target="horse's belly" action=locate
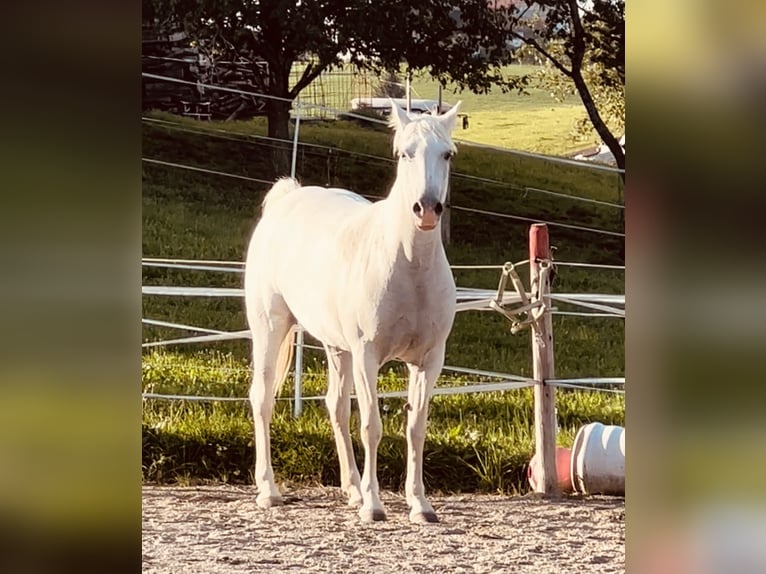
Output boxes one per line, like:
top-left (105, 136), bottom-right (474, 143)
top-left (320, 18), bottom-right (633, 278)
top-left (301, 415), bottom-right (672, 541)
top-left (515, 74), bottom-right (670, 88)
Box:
top-left (277, 282), bottom-right (350, 350)
top-left (282, 288), bottom-right (454, 363)
top-left (291, 308), bottom-right (348, 350)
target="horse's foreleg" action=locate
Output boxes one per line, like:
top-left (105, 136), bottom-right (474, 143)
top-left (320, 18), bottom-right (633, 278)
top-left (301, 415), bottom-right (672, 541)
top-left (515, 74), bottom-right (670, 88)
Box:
top-left (351, 346), bottom-right (386, 522)
top-left (405, 345), bottom-right (446, 524)
top-left (324, 347), bottom-right (362, 507)
top-left (248, 306), bottom-right (293, 509)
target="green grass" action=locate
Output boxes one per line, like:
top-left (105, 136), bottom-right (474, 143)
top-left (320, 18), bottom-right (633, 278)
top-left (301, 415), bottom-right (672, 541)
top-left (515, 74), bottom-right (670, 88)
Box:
top-left (410, 65), bottom-right (592, 154)
top-left (295, 63), bottom-right (597, 154)
top-left (142, 351), bottom-right (624, 493)
top-left (142, 111), bottom-right (625, 234)
top-left (142, 97), bottom-right (624, 493)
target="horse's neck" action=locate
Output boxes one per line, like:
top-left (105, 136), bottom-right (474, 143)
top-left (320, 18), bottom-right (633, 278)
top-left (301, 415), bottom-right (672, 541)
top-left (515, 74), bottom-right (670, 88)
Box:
top-left (381, 183), bottom-right (443, 266)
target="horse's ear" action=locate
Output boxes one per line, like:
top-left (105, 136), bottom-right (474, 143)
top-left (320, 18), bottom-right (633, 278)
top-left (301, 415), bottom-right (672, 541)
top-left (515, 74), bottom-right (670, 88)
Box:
top-left (388, 99), bottom-right (410, 131)
top-left (438, 101), bottom-right (462, 133)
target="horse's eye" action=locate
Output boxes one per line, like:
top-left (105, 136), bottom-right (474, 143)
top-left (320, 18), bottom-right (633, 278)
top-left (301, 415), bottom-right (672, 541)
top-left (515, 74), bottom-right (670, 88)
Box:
top-left (443, 151), bottom-right (454, 161)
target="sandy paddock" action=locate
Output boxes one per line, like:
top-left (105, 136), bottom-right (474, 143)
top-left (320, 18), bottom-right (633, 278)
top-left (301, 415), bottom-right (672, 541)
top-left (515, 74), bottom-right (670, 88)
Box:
top-left (142, 484), bottom-right (624, 573)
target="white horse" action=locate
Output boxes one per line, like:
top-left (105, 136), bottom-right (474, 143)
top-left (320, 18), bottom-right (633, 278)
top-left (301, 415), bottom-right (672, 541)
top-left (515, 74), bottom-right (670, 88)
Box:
top-left (244, 101), bottom-right (461, 523)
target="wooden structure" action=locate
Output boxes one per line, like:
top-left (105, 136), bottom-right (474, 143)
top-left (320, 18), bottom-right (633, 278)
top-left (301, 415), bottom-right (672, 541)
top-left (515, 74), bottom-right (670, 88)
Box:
top-left (141, 26), bottom-right (270, 120)
top-left (529, 224), bottom-right (559, 496)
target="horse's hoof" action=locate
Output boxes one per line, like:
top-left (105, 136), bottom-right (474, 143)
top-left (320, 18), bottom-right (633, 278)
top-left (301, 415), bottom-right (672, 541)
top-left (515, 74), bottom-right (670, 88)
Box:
top-left (359, 508), bottom-right (387, 522)
top-left (410, 510), bottom-right (439, 524)
top-left (345, 486), bottom-right (363, 508)
top-left (256, 495), bottom-right (283, 509)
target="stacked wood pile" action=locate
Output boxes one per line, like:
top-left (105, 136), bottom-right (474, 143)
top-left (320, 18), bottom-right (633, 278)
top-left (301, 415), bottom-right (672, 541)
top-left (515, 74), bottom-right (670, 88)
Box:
top-left (142, 26), bottom-right (270, 120)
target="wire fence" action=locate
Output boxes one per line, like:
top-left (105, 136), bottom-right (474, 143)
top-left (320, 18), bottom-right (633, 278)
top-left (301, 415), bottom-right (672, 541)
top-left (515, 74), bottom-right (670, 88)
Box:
top-left (142, 114), bottom-right (624, 214)
top-left (141, 152), bottom-right (624, 239)
top-left (142, 257), bottom-right (625, 405)
top-left (142, 72), bottom-right (625, 407)
top-left (142, 74), bottom-right (624, 240)
top-left (142, 72), bottom-right (624, 174)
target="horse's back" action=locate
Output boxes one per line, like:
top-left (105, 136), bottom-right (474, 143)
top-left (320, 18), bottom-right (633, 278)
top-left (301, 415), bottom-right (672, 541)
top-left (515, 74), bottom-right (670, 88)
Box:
top-left (261, 183), bottom-right (371, 226)
top-left (249, 183), bottom-right (373, 262)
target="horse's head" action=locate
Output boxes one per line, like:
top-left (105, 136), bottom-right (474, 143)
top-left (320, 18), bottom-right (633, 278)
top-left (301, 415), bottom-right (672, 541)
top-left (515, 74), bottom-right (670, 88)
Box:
top-left (389, 100), bottom-right (462, 232)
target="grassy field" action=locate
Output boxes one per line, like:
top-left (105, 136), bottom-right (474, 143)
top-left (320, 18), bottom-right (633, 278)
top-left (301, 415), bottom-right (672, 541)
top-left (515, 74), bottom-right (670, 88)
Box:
top-left (297, 64), bottom-right (594, 155)
top-left (410, 65), bottom-right (591, 154)
top-left (141, 86), bottom-right (625, 493)
top-left (142, 351), bottom-right (624, 493)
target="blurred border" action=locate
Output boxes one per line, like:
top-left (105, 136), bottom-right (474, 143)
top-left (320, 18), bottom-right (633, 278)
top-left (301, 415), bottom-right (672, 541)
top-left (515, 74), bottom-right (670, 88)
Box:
top-left (0, 2), bottom-right (140, 573)
top-left (629, 1), bottom-right (766, 572)
top-left (4, 1), bottom-right (766, 572)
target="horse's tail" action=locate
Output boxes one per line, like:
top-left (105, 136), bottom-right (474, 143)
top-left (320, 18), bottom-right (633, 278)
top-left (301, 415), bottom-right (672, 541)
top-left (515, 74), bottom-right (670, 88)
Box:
top-left (273, 325), bottom-right (297, 398)
top-left (262, 177), bottom-right (300, 214)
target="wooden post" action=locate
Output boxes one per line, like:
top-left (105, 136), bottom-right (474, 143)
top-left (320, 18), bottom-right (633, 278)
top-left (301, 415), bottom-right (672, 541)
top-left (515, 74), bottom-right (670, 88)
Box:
top-left (441, 182), bottom-right (451, 246)
top-left (406, 70), bottom-right (412, 114)
top-left (436, 92), bottom-right (452, 246)
top-left (530, 224), bottom-right (559, 496)
top-left (439, 85), bottom-right (450, 245)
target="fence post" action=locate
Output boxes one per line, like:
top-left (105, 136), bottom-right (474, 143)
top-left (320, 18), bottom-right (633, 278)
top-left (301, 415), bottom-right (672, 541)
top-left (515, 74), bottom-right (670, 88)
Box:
top-left (290, 101), bottom-right (304, 418)
top-left (290, 100), bottom-right (301, 179)
top-left (441, 182), bottom-right (451, 246)
top-left (530, 223), bottom-right (559, 495)
top-left (406, 70), bottom-right (412, 113)
top-left (293, 327), bottom-right (304, 418)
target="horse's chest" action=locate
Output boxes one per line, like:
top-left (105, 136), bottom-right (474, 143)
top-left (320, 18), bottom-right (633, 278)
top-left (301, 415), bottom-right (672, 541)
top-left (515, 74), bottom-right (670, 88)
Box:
top-left (372, 277), bottom-right (452, 359)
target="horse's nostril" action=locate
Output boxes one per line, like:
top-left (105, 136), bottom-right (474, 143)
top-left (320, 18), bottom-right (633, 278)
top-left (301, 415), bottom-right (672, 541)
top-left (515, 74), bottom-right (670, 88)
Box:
top-left (412, 202), bottom-right (423, 215)
top-left (434, 202), bottom-right (444, 215)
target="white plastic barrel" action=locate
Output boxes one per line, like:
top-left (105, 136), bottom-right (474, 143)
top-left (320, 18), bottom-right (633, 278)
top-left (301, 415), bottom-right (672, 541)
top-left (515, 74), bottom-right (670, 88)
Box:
top-left (570, 422), bottom-right (625, 496)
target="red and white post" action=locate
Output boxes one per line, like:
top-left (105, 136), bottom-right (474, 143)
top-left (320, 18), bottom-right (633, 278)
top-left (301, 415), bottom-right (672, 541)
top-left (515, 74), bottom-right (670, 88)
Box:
top-left (529, 223), bottom-right (559, 496)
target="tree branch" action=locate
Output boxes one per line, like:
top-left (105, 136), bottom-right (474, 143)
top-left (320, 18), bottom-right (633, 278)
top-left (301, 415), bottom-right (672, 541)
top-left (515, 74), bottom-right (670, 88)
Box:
top-left (571, 69), bottom-right (624, 173)
top-left (511, 31), bottom-right (572, 77)
top-left (567, 0), bottom-right (586, 69)
top-left (562, 0), bottom-right (624, 173)
top-left (513, 2), bottom-right (534, 22)
top-left (289, 61), bottom-right (330, 98)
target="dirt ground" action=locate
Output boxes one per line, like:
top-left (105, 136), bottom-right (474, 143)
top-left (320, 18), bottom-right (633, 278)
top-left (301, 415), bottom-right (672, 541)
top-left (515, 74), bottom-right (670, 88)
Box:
top-left (142, 484), bottom-right (625, 573)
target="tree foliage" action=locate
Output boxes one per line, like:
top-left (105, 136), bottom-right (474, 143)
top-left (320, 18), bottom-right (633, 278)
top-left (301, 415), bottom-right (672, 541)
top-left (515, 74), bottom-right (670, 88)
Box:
top-left (143, 1), bottom-right (528, 141)
top-left (144, 0), bottom-right (365, 148)
top-left (506, 0), bottom-right (625, 173)
top-left (353, 0), bottom-right (526, 94)
top-left (531, 45), bottom-right (624, 144)
top-left (143, 0), bottom-right (624, 174)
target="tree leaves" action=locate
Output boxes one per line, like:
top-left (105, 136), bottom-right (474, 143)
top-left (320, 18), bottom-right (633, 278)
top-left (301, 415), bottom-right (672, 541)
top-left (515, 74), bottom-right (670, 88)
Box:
top-left (507, 1), bottom-right (624, 171)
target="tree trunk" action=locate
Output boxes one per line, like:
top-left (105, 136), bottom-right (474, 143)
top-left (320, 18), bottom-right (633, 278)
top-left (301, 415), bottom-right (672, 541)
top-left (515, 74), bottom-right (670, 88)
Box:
top-left (267, 98), bottom-right (292, 177)
top-left (571, 68), bottom-right (625, 180)
top-left (565, 0), bottom-right (625, 181)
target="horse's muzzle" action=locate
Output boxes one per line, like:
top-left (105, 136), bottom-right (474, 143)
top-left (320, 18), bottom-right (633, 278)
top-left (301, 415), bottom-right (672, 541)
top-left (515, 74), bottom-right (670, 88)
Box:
top-left (413, 198), bottom-right (443, 231)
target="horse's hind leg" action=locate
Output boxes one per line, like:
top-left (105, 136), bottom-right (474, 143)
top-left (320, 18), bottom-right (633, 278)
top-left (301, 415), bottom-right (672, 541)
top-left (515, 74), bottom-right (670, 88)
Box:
top-left (247, 295), bottom-right (294, 509)
top-left (324, 346), bottom-right (362, 507)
